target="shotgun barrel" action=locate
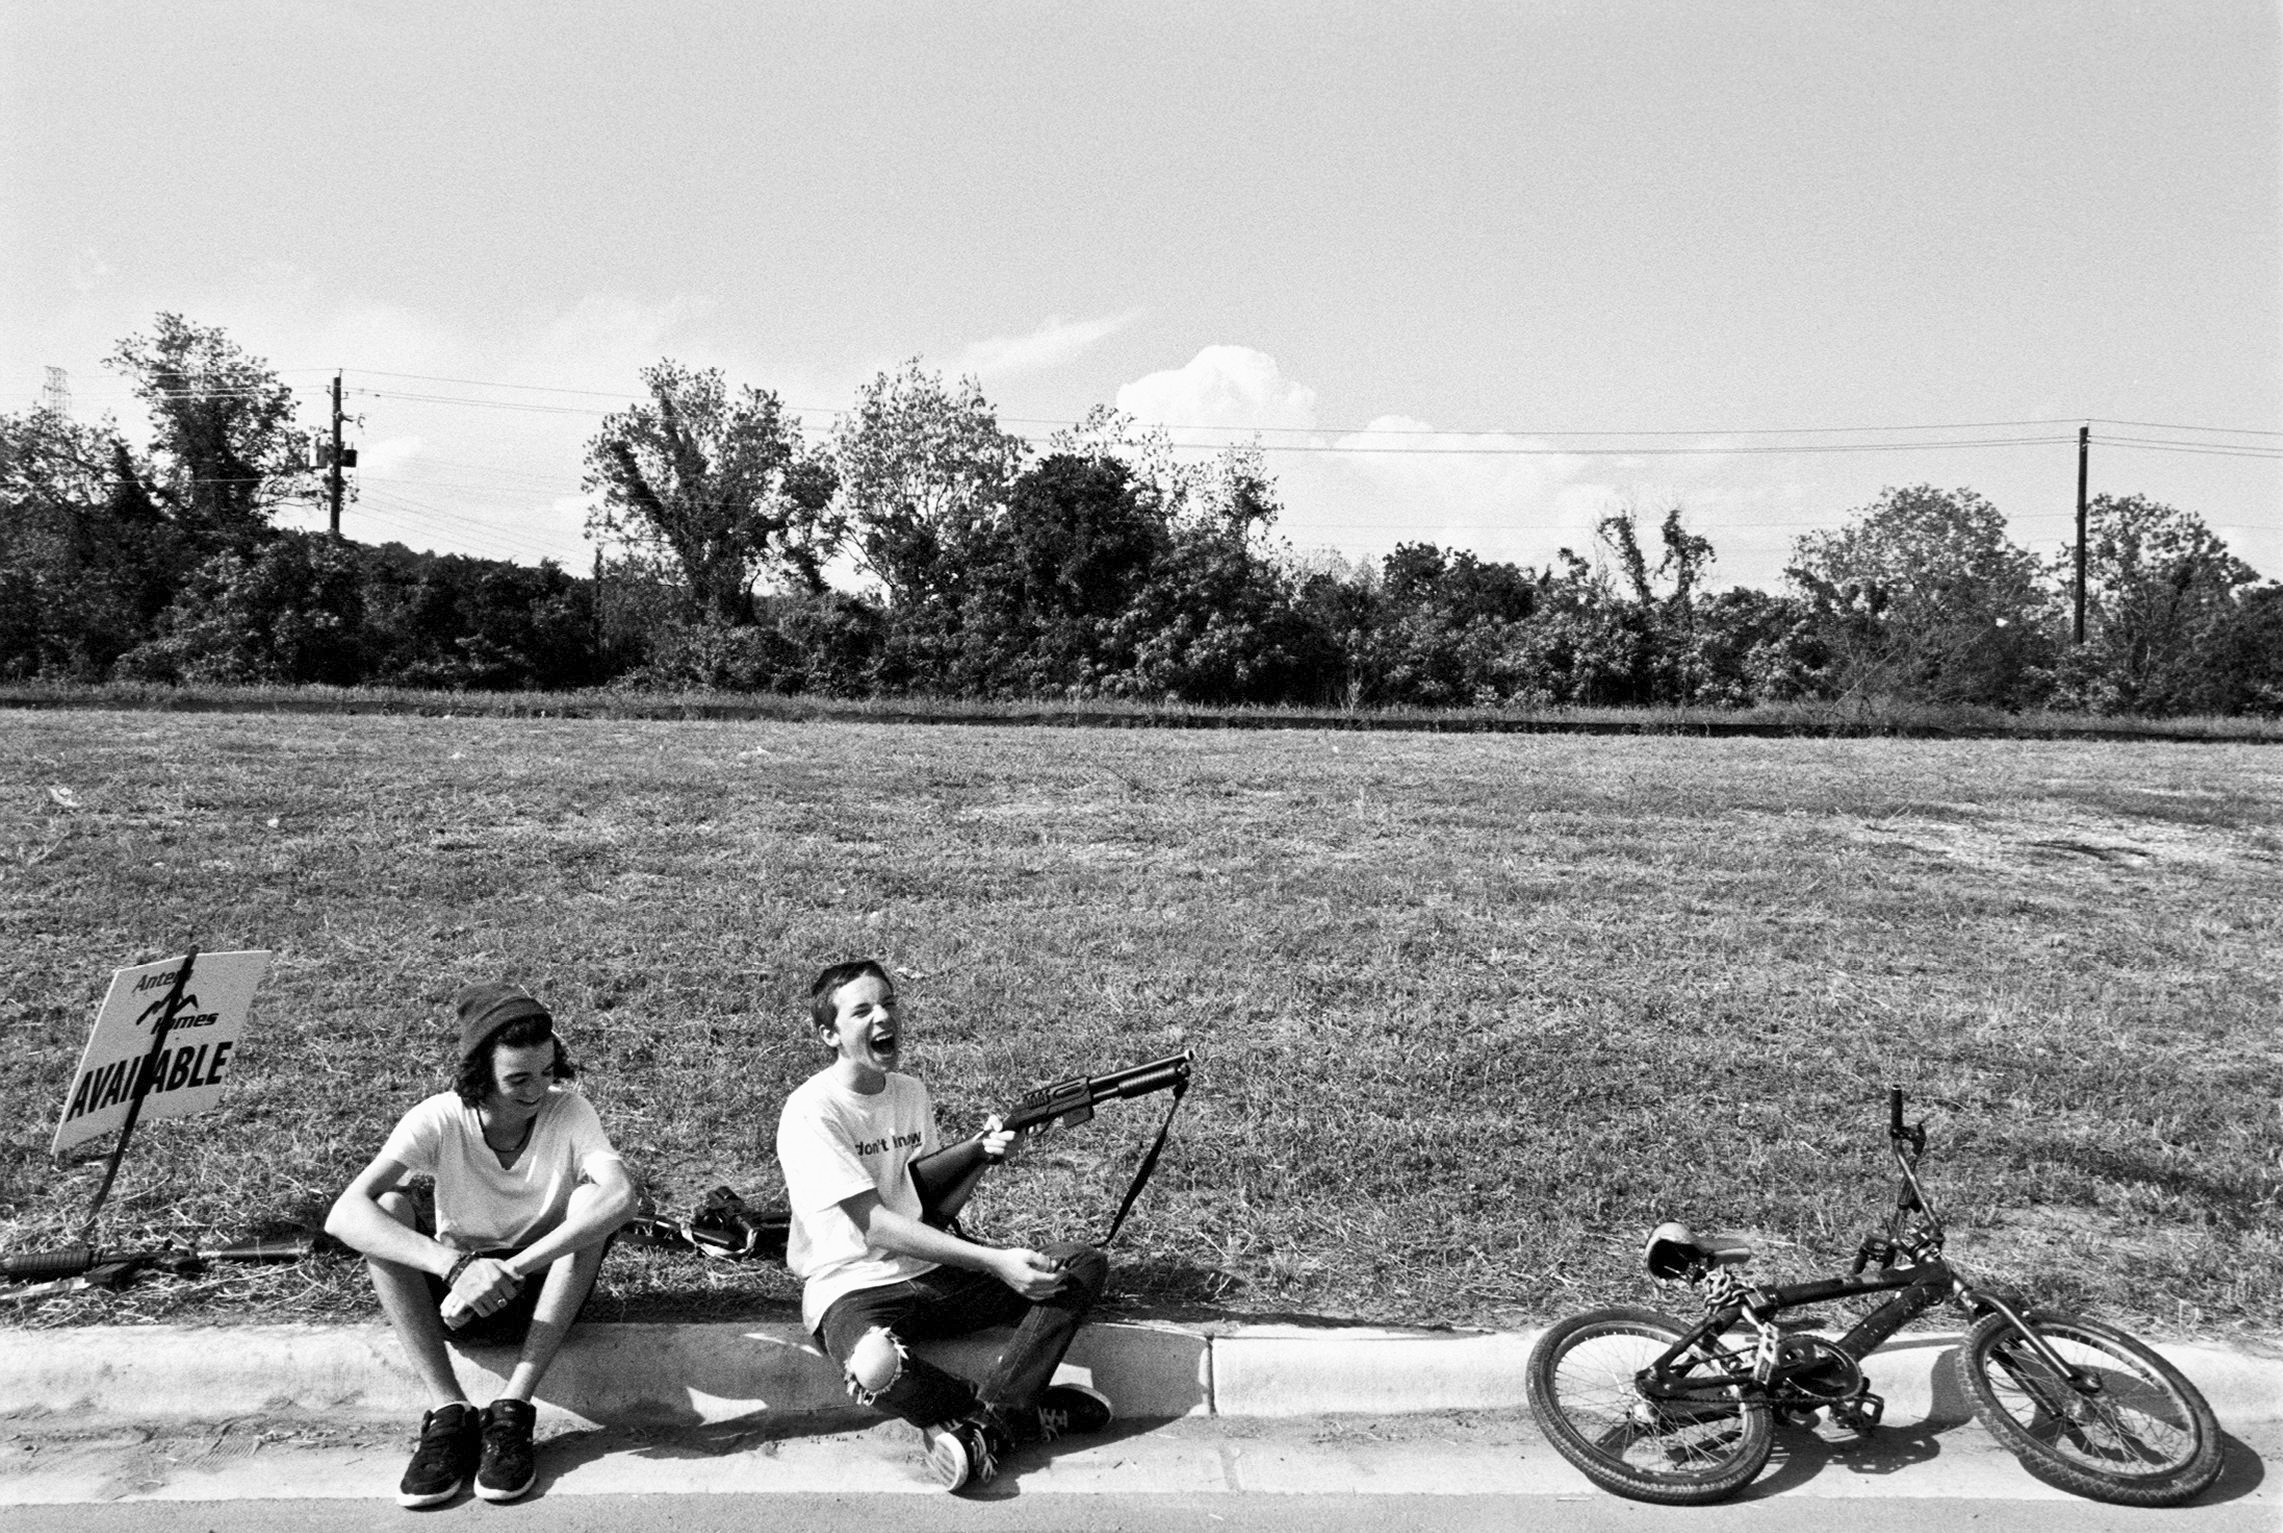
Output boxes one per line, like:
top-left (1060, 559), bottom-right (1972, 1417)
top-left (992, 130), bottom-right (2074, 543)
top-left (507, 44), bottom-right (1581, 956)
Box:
top-left (910, 1048), bottom-right (1194, 1226)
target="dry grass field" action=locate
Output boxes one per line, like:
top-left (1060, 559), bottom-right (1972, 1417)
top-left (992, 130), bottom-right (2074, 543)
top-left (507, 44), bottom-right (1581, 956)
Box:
top-left (3, 709), bottom-right (2279, 1338)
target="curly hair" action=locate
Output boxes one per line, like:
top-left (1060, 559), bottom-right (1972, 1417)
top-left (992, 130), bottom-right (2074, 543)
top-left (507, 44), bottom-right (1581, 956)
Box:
top-left (455, 1011), bottom-right (576, 1107)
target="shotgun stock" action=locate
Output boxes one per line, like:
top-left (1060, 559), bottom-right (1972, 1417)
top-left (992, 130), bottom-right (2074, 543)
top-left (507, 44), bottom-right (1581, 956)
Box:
top-left (910, 1048), bottom-right (1193, 1227)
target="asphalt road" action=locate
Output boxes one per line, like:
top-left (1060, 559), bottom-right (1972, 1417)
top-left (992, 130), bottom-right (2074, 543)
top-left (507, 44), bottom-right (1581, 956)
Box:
top-left (5, 1492), bottom-right (2279, 1533)
top-left (3, 1413), bottom-right (2273, 1532)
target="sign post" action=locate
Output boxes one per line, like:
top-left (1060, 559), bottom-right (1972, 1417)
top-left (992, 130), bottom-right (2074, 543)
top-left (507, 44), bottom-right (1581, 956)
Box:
top-left (55, 948), bottom-right (272, 1234)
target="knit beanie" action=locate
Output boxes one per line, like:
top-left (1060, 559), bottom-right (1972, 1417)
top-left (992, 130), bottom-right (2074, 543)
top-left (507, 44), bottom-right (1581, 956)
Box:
top-left (454, 982), bottom-right (553, 1063)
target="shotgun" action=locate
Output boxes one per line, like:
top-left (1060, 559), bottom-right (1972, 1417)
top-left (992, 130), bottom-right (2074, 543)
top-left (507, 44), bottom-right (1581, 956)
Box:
top-left (1, 1233), bottom-right (316, 1303)
top-left (910, 1048), bottom-right (1194, 1228)
top-left (623, 1185), bottom-right (790, 1263)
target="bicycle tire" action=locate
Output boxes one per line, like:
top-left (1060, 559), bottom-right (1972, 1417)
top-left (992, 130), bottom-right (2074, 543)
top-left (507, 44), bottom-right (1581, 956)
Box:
top-left (1956, 1310), bottom-right (2223, 1507)
top-left (1526, 1306), bottom-right (1773, 1505)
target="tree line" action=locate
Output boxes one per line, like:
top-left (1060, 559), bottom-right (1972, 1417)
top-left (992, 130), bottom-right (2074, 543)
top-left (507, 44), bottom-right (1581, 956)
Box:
top-left (5, 316), bottom-right (2278, 715)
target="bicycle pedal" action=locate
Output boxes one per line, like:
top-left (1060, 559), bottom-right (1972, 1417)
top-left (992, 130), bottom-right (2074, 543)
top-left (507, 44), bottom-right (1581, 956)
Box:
top-left (1832, 1393), bottom-right (1885, 1433)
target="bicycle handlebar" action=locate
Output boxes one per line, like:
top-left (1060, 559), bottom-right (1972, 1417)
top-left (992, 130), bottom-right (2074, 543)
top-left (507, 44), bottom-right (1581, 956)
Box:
top-left (1889, 1084), bottom-right (1904, 1138)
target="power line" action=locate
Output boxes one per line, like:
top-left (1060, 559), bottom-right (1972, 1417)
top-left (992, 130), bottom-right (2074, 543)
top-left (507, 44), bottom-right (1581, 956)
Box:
top-left (1011, 433), bottom-right (2082, 458)
top-left (339, 370), bottom-right (2268, 448)
top-left (1001, 414), bottom-right (2095, 439)
top-left (351, 490), bottom-right (572, 562)
top-left (350, 369), bottom-right (644, 399)
top-left (66, 363), bottom-right (2281, 446)
top-left (2092, 417), bottom-right (2283, 439)
top-left (355, 388), bottom-right (616, 418)
top-left (2100, 436), bottom-right (2283, 462)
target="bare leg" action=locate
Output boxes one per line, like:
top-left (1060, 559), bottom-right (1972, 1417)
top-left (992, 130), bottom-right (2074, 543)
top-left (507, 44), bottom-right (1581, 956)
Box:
top-left (369, 1189), bottom-right (467, 1409)
top-left (498, 1181), bottom-right (613, 1403)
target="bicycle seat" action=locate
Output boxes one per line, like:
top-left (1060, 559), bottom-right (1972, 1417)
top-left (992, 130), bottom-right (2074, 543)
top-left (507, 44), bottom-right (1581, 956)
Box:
top-left (1644, 1221), bottom-right (1757, 1279)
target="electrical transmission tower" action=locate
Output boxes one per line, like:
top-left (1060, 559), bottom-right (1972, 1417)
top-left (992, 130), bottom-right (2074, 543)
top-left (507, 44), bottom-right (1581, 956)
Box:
top-left (40, 367), bottom-right (70, 417)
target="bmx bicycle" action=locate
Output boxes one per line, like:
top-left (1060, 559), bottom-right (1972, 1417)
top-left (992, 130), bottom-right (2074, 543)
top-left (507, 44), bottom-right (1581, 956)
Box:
top-left (1524, 1086), bottom-right (2223, 1507)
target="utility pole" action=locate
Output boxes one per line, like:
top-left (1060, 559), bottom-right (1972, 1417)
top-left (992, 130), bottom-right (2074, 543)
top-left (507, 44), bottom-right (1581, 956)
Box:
top-left (328, 371), bottom-right (347, 537)
top-left (2072, 423), bottom-right (2089, 645)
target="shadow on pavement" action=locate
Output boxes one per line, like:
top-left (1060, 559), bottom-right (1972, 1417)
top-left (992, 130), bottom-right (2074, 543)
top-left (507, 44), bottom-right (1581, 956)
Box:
top-left (1733, 1340), bottom-right (2269, 1510)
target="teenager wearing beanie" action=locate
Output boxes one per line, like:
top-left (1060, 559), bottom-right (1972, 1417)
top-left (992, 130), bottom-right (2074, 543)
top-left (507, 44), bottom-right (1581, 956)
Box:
top-left (326, 982), bottom-right (634, 1508)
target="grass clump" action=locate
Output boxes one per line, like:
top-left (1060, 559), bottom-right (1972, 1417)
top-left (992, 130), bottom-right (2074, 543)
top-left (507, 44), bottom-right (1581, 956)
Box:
top-left (1, 710), bottom-right (2278, 1339)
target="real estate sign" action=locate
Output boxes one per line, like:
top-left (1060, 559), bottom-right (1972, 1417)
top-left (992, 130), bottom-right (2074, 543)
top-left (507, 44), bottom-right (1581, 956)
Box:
top-left (52, 951), bottom-right (271, 1153)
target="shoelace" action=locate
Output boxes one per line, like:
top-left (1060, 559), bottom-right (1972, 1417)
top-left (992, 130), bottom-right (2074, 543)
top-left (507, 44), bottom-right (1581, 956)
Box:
top-left (1036, 1406), bottom-right (1070, 1443)
top-left (971, 1425), bottom-right (1003, 1478)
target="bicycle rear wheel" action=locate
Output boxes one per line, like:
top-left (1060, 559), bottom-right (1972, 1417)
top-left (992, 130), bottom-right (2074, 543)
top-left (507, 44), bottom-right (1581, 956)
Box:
top-left (1957, 1310), bottom-right (2222, 1507)
top-left (1526, 1306), bottom-right (1772, 1505)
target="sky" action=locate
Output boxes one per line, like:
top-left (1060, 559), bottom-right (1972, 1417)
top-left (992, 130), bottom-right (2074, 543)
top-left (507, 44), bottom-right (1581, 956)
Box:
top-left (3, 1), bottom-right (2276, 591)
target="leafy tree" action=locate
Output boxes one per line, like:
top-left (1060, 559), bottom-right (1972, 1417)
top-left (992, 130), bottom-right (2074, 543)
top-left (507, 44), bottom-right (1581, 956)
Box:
top-left (584, 361), bottom-right (841, 626)
top-left (1493, 549), bottom-right (1652, 708)
top-left (829, 361), bottom-right (1027, 610)
top-left (2057, 494), bottom-right (2264, 714)
top-left (1111, 444), bottom-right (1323, 703)
top-left (1337, 543), bottom-right (1542, 707)
top-left (1562, 506), bottom-right (1719, 704)
top-left (1684, 587), bottom-right (1826, 705)
top-left (1047, 405), bottom-right (1194, 517)
top-left (2203, 582), bottom-right (2283, 716)
top-left (105, 313), bottom-right (314, 549)
top-left (956, 453), bottom-right (1168, 695)
top-left (1787, 484), bottom-right (2055, 708)
top-left (355, 545), bottom-right (605, 691)
top-left (0, 408), bottom-right (182, 676)
top-left (118, 531), bottom-right (369, 685)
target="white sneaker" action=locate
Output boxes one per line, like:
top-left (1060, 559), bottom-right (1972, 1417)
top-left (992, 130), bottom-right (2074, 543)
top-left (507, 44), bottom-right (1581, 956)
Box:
top-left (924, 1417), bottom-right (1002, 1492)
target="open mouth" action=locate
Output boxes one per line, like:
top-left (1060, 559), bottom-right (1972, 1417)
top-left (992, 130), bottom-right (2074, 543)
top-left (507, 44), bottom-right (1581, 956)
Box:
top-left (869, 1030), bottom-right (899, 1055)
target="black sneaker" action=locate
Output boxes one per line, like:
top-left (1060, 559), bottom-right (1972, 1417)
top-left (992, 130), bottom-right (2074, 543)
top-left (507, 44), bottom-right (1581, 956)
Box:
top-left (924, 1415), bottom-right (1006, 1493)
top-left (397, 1402), bottom-right (477, 1508)
top-left (1031, 1382), bottom-right (1114, 1442)
top-left (474, 1398), bottom-right (538, 1502)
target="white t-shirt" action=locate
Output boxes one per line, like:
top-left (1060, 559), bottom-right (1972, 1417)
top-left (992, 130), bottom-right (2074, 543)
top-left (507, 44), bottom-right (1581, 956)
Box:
top-left (775, 1068), bottom-right (941, 1331)
top-left (379, 1087), bottom-right (622, 1250)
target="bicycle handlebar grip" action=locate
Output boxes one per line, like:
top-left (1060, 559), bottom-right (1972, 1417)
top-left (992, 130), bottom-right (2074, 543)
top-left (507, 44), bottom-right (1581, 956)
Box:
top-left (1888, 1085), bottom-right (1905, 1136)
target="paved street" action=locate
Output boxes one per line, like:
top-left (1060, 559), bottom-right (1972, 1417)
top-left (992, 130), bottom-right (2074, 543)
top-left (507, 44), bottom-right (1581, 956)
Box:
top-left (4, 1410), bottom-right (2273, 1532)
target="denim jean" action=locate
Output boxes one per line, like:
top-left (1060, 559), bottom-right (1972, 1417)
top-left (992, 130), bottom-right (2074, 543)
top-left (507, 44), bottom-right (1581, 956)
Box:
top-left (815, 1244), bottom-right (1108, 1430)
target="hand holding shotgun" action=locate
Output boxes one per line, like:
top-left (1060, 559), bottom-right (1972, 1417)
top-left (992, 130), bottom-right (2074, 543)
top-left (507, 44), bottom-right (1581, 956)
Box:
top-left (910, 1048), bottom-right (1194, 1229)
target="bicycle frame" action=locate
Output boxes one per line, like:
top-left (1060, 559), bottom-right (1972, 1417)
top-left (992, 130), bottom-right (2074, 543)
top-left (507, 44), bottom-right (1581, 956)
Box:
top-left (1637, 1088), bottom-right (2091, 1415)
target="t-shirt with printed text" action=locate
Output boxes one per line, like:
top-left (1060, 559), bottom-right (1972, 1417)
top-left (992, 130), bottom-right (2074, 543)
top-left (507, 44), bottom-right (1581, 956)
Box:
top-left (775, 1068), bottom-right (941, 1332)
top-left (378, 1087), bottom-right (622, 1251)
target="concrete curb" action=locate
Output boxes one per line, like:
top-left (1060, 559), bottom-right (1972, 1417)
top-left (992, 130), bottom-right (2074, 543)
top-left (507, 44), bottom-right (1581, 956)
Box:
top-left (1, 1321), bottom-right (2276, 1431)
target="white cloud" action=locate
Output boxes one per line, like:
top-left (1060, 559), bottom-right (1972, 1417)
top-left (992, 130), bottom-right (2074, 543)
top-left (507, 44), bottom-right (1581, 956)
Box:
top-left (1312, 416), bottom-right (1603, 560)
top-left (952, 311), bottom-right (1140, 380)
top-left (1116, 345), bottom-right (1317, 433)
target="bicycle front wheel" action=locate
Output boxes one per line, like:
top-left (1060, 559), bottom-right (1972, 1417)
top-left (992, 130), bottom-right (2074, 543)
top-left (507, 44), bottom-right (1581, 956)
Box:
top-left (1526, 1306), bottom-right (1773, 1505)
top-left (1957, 1310), bottom-right (2222, 1507)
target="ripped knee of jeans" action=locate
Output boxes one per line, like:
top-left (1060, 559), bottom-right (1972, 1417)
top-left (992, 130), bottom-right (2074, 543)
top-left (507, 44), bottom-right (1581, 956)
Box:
top-left (843, 1326), bottom-right (907, 1405)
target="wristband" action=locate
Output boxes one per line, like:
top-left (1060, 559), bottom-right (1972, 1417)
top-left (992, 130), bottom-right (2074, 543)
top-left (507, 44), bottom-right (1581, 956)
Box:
top-left (443, 1251), bottom-right (478, 1288)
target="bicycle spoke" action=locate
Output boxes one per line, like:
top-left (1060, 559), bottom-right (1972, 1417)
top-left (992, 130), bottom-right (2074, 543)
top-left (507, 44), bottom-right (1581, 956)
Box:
top-left (1550, 1332), bottom-right (1748, 1475)
top-left (1985, 1335), bottom-right (2196, 1473)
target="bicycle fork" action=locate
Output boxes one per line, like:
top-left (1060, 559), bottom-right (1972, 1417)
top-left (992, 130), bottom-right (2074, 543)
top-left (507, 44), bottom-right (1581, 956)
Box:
top-left (1953, 1283), bottom-right (2098, 1394)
